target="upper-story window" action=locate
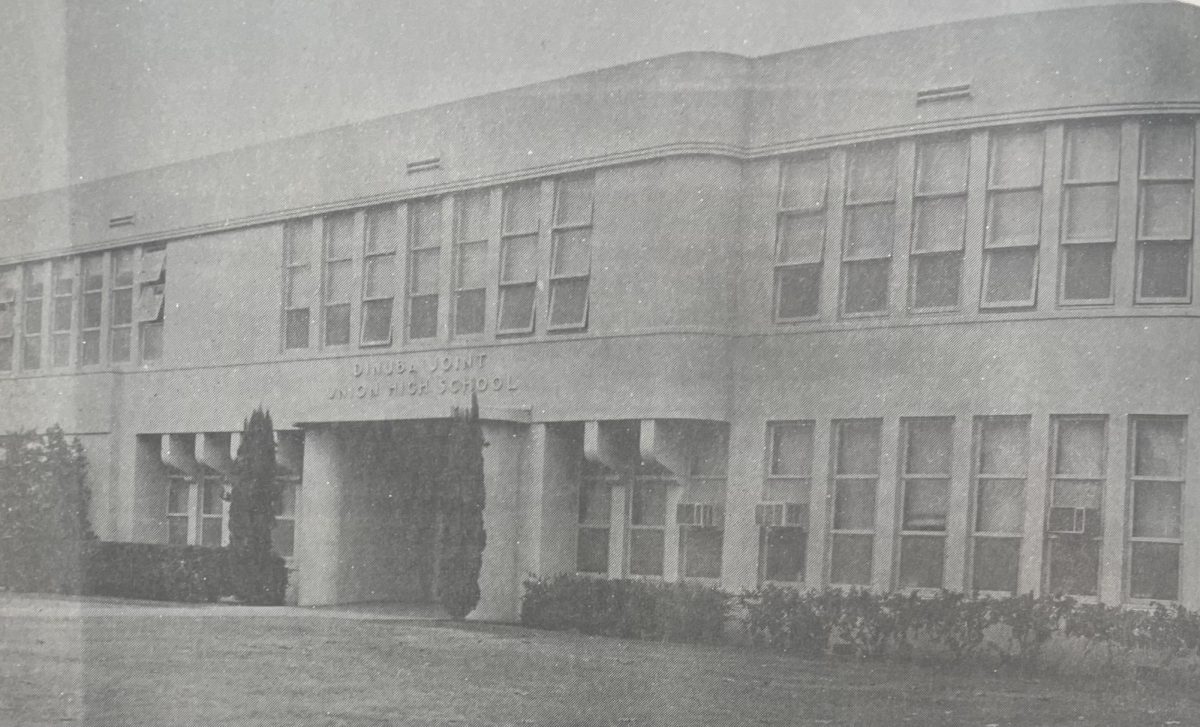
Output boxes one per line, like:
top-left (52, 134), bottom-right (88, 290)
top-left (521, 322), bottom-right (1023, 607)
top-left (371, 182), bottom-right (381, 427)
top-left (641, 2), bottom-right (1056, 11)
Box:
top-left (407, 198), bottom-right (442, 340)
top-left (362, 206), bottom-right (400, 345)
top-left (0, 267), bottom-right (15, 372)
top-left (21, 262), bottom-right (44, 370)
top-left (1060, 124), bottom-right (1120, 304)
top-left (79, 255), bottom-right (104, 366)
top-left (282, 219), bottom-right (314, 349)
top-left (548, 175), bottom-right (593, 330)
top-left (842, 143), bottom-right (896, 316)
top-left (110, 249), bottom-right (135, 362)
top-left (322, 212), bottom-right (355, 346)
top-left (774, 156), bottom-right (827, 320)
top-left (137, 245), bottom-right (166, 362)
top-left (498, 183), bottom-right (540, 334)
top-left (50, 259), bottom-right (75, 368)
top-left (1136, 120), bottom-right (1194, 303)
top-left (453, 190), bottom-right (489, 337)
top-left (983, 128), bottom-right (1044, 308)
top-left (911, 136), bottom-right (969, 311)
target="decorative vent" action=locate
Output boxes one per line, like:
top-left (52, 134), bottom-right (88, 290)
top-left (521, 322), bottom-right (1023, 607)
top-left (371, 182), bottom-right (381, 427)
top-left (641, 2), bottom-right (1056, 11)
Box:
top-left (916, 83), bottom-right (971, 105)
top-left (108, 214), bottom-right (136, 228)
top-left (676, 502), bottom-right (724, 528)
top-left (406, 157), bottom-right (441, 174)
top-left (755, 502), bottom-right (808, 528)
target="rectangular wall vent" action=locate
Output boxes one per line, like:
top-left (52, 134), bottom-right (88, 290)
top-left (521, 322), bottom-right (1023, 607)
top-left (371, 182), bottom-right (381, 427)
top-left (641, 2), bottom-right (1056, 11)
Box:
top-left (108, 214), bottom-right (136, 228)
top-left (916, 83), bottom-right (971, 104)
top-left (406, 157), bottom-right (441, 174)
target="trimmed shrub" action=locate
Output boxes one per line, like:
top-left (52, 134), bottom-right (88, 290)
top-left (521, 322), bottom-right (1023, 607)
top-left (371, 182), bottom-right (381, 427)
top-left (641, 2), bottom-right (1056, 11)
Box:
top-left (228, 408), bottom-right (283, 605)
top-left (83, 542), bottom-right (237, 603)
top-left (436, 396), bottom-right (487, 620)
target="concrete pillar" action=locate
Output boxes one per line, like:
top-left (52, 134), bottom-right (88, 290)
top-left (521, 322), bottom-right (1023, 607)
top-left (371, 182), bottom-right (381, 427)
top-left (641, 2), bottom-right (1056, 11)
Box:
top-left (297, 427), bottom-right (344, 606)
top-left (472, 421), bottom-right (526, 621)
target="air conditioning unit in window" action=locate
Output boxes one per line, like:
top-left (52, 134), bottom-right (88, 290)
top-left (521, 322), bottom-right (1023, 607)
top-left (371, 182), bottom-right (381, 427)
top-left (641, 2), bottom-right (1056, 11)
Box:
top-left (1047, 506), bottom-right (1088, 535)
top-left (755, 502), bottom-right (808, 528)
top-left (676, 503), bottom-right (724, 528)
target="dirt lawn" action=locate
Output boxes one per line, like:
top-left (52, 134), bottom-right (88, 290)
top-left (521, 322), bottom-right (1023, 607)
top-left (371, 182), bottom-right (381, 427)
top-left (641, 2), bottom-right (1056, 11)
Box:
top-left (1, 595), bottom-right (1198, 727)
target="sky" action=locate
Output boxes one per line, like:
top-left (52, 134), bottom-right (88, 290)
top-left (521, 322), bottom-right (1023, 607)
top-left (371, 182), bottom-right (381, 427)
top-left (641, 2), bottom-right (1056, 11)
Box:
top-left (0, 0), bottom-right (1179, 201)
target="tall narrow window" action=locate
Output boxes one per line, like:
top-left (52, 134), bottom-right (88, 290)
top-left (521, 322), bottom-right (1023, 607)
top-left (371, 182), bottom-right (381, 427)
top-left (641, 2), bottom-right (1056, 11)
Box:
top-left (628, 465), bottom-right (671, 577)
top-left (272, 477), bottom-right (299, 558)
top-left (407, 199), bottom-right (442, 339)
top-left (21, 262), bottom-right (44, 370)
top-left (0, 267), bottom-right (16, 372)
top-left (79, 255), bottom-right (104, 366)
top-left (911, 137), bottom-right (968, 311)
top-left (50, 259), bottom-right (75, 368)
top-left (830, 420), bottom-right (880, 585)
top-left (577, 461), bottom-right (615, 575)
top-left (322, 213), bottom-right (355, 346)
top-left (498, 182), bottom-right (540, 334)
top-left (199, 476), bottom-right (226, 547)
top-left (1137, 121), bottom-right (1194, 303)
top-left (759, 422), bottom-right (812, 583)
top-left (842, 144), bottom-right (896, 316)
top-left (1061, 124), bottom-right (1120, 303)
top-left (775, 156), bottom-right (827, 320)
top-left (549, 175), bottom-right (593, 329)
top-left (361, 207), bottom-right (399, 345)
top-left (983, 128), bottom-right (1044, 308)
top-left (678, 427), bottom-right (727, 580)
top-left (898, 418), bottom-right (952, 589)
top-left (166, 475), bottom-right (190, 545)
top-left (1046, 416), bottom-right (1105, 596)
top-left (1128, 417), bottom-right (1186, 601)
top-left (973, 416), bottom-right (1028, 593)
top-left (453, 190), bottom-right (489, 336)
top-left (137, 246), bottom-right (166, 362)
top-left (282, 219), bottom-right (314, 349)
top-left (110, 250), bottom-right (135, 362)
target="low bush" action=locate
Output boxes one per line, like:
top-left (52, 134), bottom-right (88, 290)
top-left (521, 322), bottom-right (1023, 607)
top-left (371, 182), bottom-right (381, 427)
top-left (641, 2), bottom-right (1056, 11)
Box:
top-left (521, 574), bottom-right (730, 643)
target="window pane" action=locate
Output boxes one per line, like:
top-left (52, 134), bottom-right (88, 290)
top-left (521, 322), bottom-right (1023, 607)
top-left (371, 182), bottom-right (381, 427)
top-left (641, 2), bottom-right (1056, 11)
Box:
top-left (51, 334), bottom-right (69, 367)
top-left (454, 289), bottom-right (485, 335)
top-left (631, 482), bottom-right (666, 526)
top-left (284, 219), bottom-right (313, 264)
top-left (271, 521), bottom-right (295, 558)
top-left (83, 291), bottom-right (103, 328)
top-left (777, 212), bottom-right (824, 263)
top-left (629, 529), bottom-right (664, 576)
top-left (110, 328), bottom-right (131, 362)
top-left (549, 278), bottom-right (588, 328)
top-left (363, 257), bottom-right (394, 299)
top-left (365, 206), bottom-right (400, 254)
top-left (554, 176), bottom-right (593, 227)
top-left (847, 144), bottom-right (896, 202)
top-left (1138, 241), bottom-right (1190, 299)
top-left (23, 264), bottom-right (44, 298)
top-left (22, 337), bottom-right (40, 370)
top-left (360, 300), bottom-right (390, 344)
top-left (285, 309), bottom-right (310, 349)
top-left (113, 251), bottom-right (135, 287)
top-left (1139, 183), bottom-right (1193, 239)
top-left (456, 241), bottom-right (487, 290)
top-left (1132, 482), bottom-right (1181, 538)
top-left (833, 479), bottom-right (876, 530)
top-left (837, 421), bottom-right (880, 475)
top-left (277, 483), bottom-right (296, 517)
top-left (905, 420), bottom-right (952, 475)
top-left (1134, 419), bottom-right (1185, 478)
top-left (579, 481), bottom-right (611, 525)
top-left (916, 137), bottom-right (968, 195)
top-left (80, 330), bottom-right (100, 365)
top-left (903, 479), bottom-right (948, 531)
top-left (898, 536), bottom-right (944, 588)
top-left (324, 304), bottom-right (350, 346)
top-left (576, 528), bottom-right (609, 574)
top-left (775, 264), bottom-right (820, 319)
top-left (24, 298), bottom-right (42, 332)
top-left (973, 538), bottom-right (1021, 592)
top-left (201, 482), bottom-right (223, 515)
top-left (325, 260), bottom-right (353, 303)
top-left (1064, 185), bottom-right (1118, 241)
top-left (201, 518), bottom-right (222, 547)
top-left (984, 248), bottom-right (1037, 304)
top-left (411, 249), bottom-right (440, 295)
top-left (781, 157), bottom-right (827, 210)
top-left (0, 337), bottom-right (16, 370)
top-left (503, 183), bottom-right (540, 234)
top-left (1062, 243), bottom-right (1113, 301)
top-left (914, 196), bottom-right (966, 253)
top-left (843, 204), bottom-right (894, 259)
top-left (990, 129), bottom-right (1044, 188)
top-left (456, 190), bottom-right (490, 243)
top-left (1130, 542), bottom-right (1180, 600)
top-left (0, 305), bottom-right (10, 338)
top-left (762, 527), bottom-right (806, 582)
top-left (409, 296), bottom-right (438, 339)
top-left (1142, 122), bottom-right (1194, 179)
top-left (771, 423), bottom-right (812, 476)
top-left (501, 234), bottom-right (538, 282)
top-left (82, 256), bottom-right (104, 292)
top-left (1046, 536), bottom-right (1099, 596)
top-left (1066, 125), bottom-right (1120, 182)
top-left (976, 479), bottom-right (1024, 533)
top-left (1051, 479), bottom-right (1103, 511)
top-left (52, 260), bottom-right (75, 296)
top-left (830, 534), bottom-right (872, 585)
top-left (843, 259), bottom-right (889, 314)
top-left (986, 190), bottom-right (1041, 248)
top-left (980, 418), bottom-right (1029, 476)
top-left (409, 200), bottom-right (442, 249)
top-left (498, 284), bottom-right (535, 331)
top-left (681, 527), bottom-right (722, 578)
top-left (168, 480), bottom-right (190, 514)
top-left (53, 296), bottom-right (73, 331)
top-left (141, 322), bottom-right (163, 360)
top-left (112, 288), bottom-right (134, 325)
top-left (552, 229), bottom-right (590, 277)
top-left (325, 213), bottom-right (356, 260)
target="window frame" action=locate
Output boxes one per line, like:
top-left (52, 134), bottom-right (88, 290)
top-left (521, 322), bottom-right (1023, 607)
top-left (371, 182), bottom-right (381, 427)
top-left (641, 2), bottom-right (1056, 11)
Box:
top-left (1134, 120), bottom-right (1195, 305)
top-left (576, 461), bottom-right (617, 576)
top-left (909, 135), bottom-right (970, 313)
top-left (137, 245), bottom-right (167, 364)
top-left (497, 182), bottom-right (541, 336)
top-left (78, 254), bottom-right (105, 367)
top-left (406, 198), bottom-right (443, 341)
top-left (110, 249), bottom-right (135, 363)
top-left (828, 419), bottom-right (880, 587)
top-left (0, 266), bottom-right (17, 373)
top-left (981, 127), bottom-right (1045, 310)
top-left (1045, 415), bottom-right (1107, 599)
top-left (840, 143), bottom-right (897, 318)
top-left (21, 262), bottom-right (45, 371)
top-left (759, 421), bottom-right (813, 584)
top-left (896, 417), bottom-right (953, 591)
top-left (1126, 416), bottom-right (1187, 603)
top-left (1058, 123), bottom-right (1121, 306)
top-left (774, 155), bottom-right (828, 322)
top-left (451, 190), bottom-right (489, 339)
top-left (625, 468), bottom-right (672, 579)
top-left (321, 212), bottom-right (356, 348)
top-left (547, 174), bottom-right (594, 332)
top-left (49, 257), bottom-right (76, 369)
top-left (969, 415), bottom-right (1029, 595)
top-left (360, 206), bottom-right (400, 347)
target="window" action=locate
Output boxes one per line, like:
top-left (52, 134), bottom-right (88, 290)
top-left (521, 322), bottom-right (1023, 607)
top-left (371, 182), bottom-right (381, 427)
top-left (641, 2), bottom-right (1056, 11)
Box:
top-left (577, 461), bottom-right (614, 574)
top-left (628, 467), bottom-right (670, 577)
top-left (0, 267), bottom-right (15, 372)
top-left (759, 422), bottom-right (812, 583)
top-left (1046, 416), bottom-right (1105, 597)
top-left (972, 416), bottom-right (1028, 593)
top-left (911, 136), bottom-right (968, 311)
top-left (678, 427), bottom-right (727, 580)
top-left (1136, 121), bottom-right (1194, 303)
top-left (50, 259), bottom-right (75, 368)
top-left (407, 199), bottom-right (442, 339)
top-left (898, 418), bottom-right (952, 589)
top-left (498, 182), bottom-right (540, 334)
top-left (549, 175), bottom-right (593, 329)
top-left (199, 477), bottom-right (225, 547)
top-left (322, 213), bottom-right (355, 346)
top-left (166, 476), bottom-right (191, 545)
top-left (775, 156), bottom-right (827, 320)
top-left (453, 190), bottom-right (489, 336)
top-left (110, 250), bottom-right (135, 362)
top-left (361, 207), bottom-right (399, 345)
top-left (272, 477), bottom-right (299, 558)
top-left (830, 420), bottom-right (880, 585)
top-left (983, 128), bottom-right (1044, 308)
top-left (282, 219), bottom-right (314, 349)
top-left (21, 262), bottom-right (44, 370)
top-left (1061, 124), bottom-right (1120, 303)
top-left (1128, 417), bottom-right (1186, 601)
top-left (842, 144), bottom-right (896, 315)
top-left (166, 474), bottom-right (227, 547)
top-left (79, 255), bottom-right (104, 366)
top-left (137, 246), bottom-right (166, 362)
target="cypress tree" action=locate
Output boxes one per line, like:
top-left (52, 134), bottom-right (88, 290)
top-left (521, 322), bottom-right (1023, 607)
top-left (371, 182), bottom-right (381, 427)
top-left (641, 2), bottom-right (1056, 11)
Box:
top-left (228, 407), bottom-right (285, 604)
top-left (436, 394), bottom-right (487, 620)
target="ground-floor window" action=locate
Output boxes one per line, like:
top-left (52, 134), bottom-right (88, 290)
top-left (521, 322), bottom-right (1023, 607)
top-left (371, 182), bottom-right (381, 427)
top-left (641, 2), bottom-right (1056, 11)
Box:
top-left (1128, 416), bottom-right (1186, 601)
top-left (166, 473), bottom-right (227, 547)
top-left (830, 420), bottom-right (880, 586)
top-left (1046, 416), bottom-right (1105, 596)
top-left (576, 465), bottom-right (613, 574)
top-left (972, 416), bottom-right (1029, 593)
top-left (897, 418), bottom-right (952, 589)
top-left (760, 422), bottom-right (812, 583)
top-left (271, 477), bottom-right (299, 558)
top-left (628, 475), bottom-right (668, 577)
top-left (677, 503), bottom-right (723, 579)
